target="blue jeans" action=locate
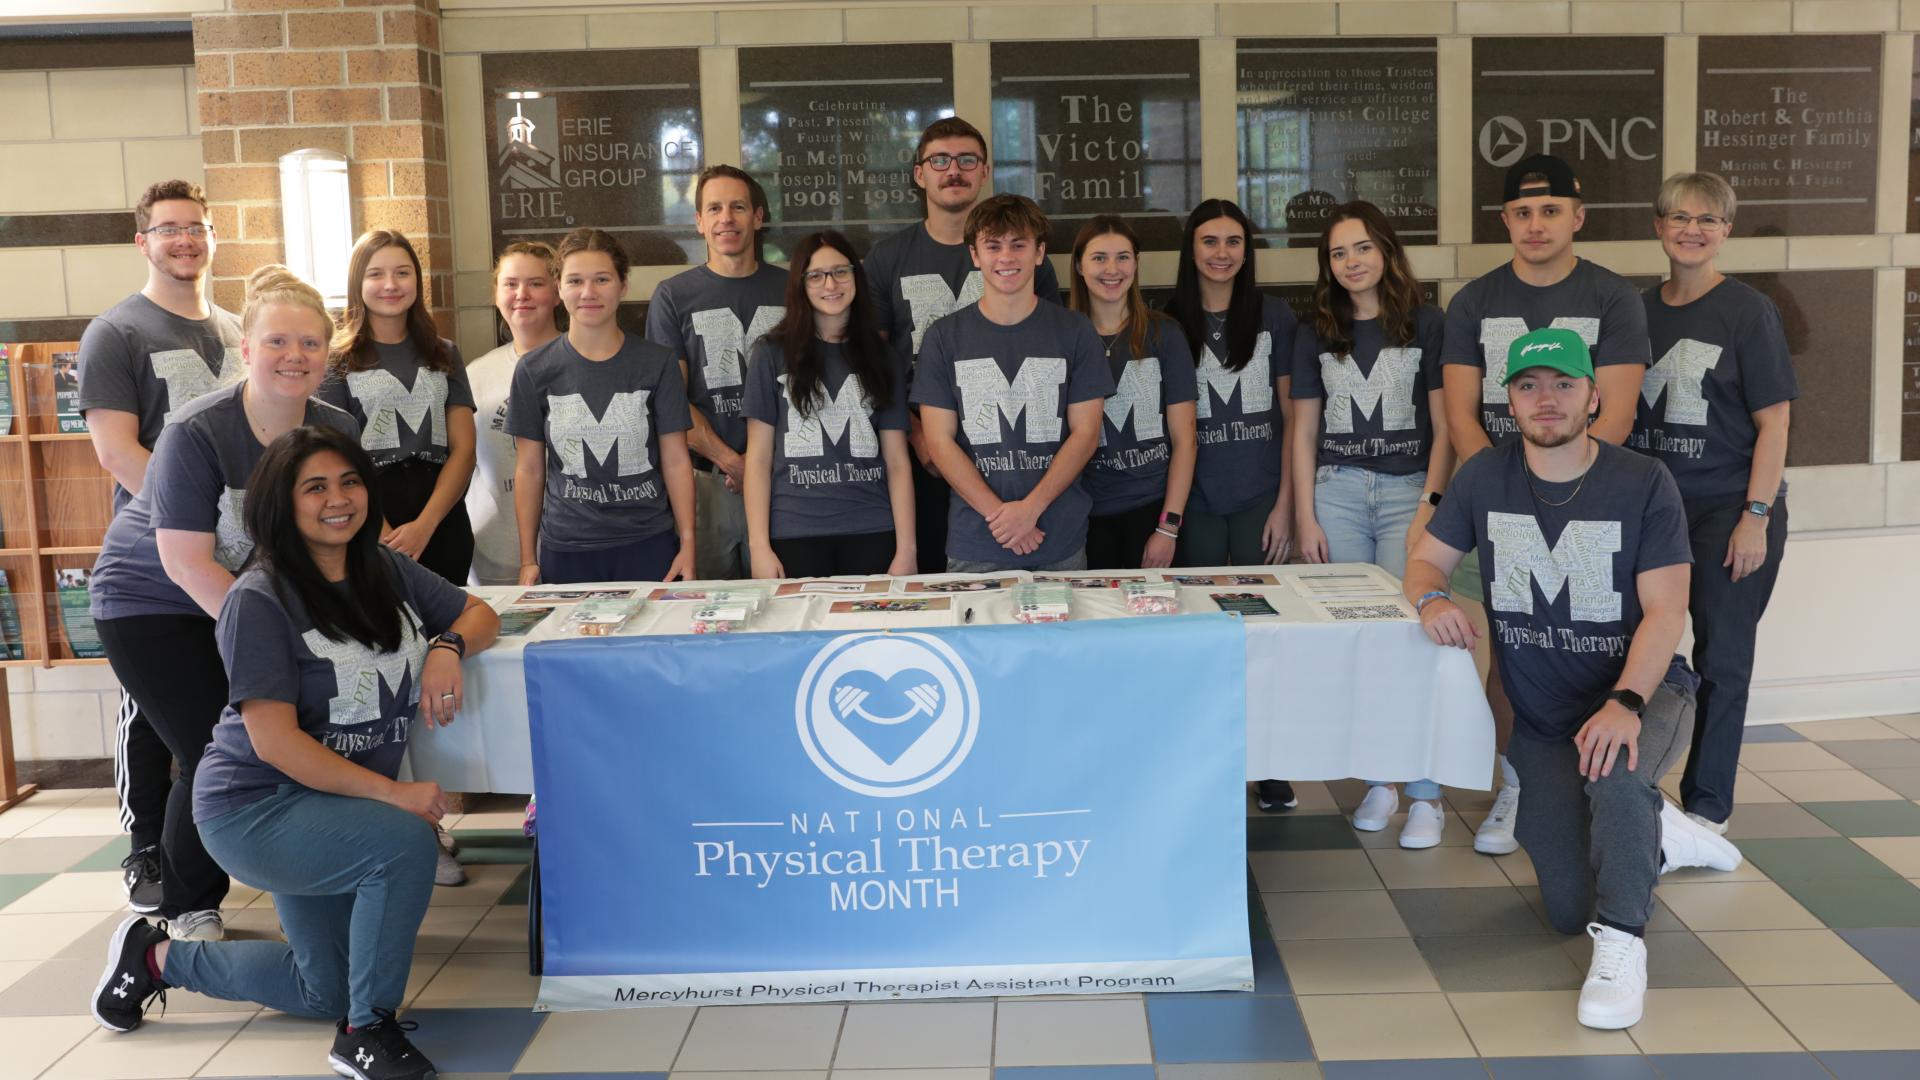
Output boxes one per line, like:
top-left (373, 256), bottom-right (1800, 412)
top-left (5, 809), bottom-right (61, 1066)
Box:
top-left (1315, 465), bottom-right (1437, 799)
top-left (164, 786), bottom-right (437, 1028)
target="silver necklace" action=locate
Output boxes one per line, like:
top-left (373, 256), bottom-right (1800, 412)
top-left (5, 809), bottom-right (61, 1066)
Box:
top-left (1523, 438), bottom-right (1595, 508)
top-left (1204, 311), bottom-right (1227, 341)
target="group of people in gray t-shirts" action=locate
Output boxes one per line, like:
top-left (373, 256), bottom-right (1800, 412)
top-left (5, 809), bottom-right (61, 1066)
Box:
top-left (72, 119), bottom-right (1798, 1061)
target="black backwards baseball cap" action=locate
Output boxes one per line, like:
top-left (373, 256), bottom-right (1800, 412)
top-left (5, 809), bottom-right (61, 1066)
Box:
top-left (1503, 153), bottom-right (1582, 202)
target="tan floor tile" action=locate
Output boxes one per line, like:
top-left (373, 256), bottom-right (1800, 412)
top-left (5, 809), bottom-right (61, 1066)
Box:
top-left (1658, 855), bottom-right (1771, 884)
top-left (1450, 989), bottom-right (1637, 1056)
top-left (1367, 846), bottom-right (1511, 889)
top-left (1855, 836), bottom-right (1920, 877)
top-left (0, 956), bottom-right (259, 1018)
top-left (1753, 769), bottom-right (1904, 802)
top-left (0, 872), bottom-right (124, 915)
top-left (442, 807), bottom-right (530, 831)
top-left (1496, 847), bottom-right (1539, 887)
top-left (43, 1010), bottom-right (256, 1079)
top-left (516, 1005), bottom-right (695, 1072)
top-left (412, 950), bottom-right (539, 1008)
top-left (1155, 1067), bottom-right (1321, 1080)
top-left (1737, 743), bottom-right (1849, 771)
top-left (1261, 889), bottom-right (1411, 940)
top-left (0, 804), bottom-right (66, 841)
top-left (1656, 881), bottom-right (1823, 931)
top-left (0, 959), bottom-right (36, 994)
top-left (403, 953), bottom-right (448, 1009)
top-left (1248, 850), bottom-right (1381, 892)
top-left (411, 906), bottom-right (488, 954)
top-left (671, 1072), bottom-right (824, 1080)
top-left (829, 1070), bottom-right (993, 1080)
top-left (1352, 810), bottom-right (1475, 849)
top-left (836, 1002), bottom-right (995, 1068)
top-left (1297, 992), bottom-right (1474, 1060)
top-left (1788, 717), bottom-right (1906, 741)
top-left (0, 836), bottom-right (115, 875)
top-left (0, 1014), bottom-right (97, 1078)
top-left (1732, 770), bottom-right (1792, 805)
top-left (992, 999), bottom-right (1150, 1065)
top-left (677, 1005), bottom-right (846, 1070)
top-left (1277, 937), bottom-right (1440, 994)
top-left (452, 905), bottom-right (526, 953)
top-left (196, 1012), bottom-right (336, 1077)
top-left (0, 912), bottom-right (113, 961)
top-left (426, 862), bottom-right (525, 907)
top-left (1624, 987), bottom-right (1799, 1053)
top-left (1752, 984), bottom-right (1920, 1050)
top-left (1878, 713), bottom-right (1920, 738)
top-left (16, 806), bottom-right (131, 839)
top-left (1698, 929), bottom-right (1890, 985)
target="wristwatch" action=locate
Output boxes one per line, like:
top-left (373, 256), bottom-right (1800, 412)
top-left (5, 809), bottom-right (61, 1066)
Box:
top-left (1745, 500), bottom-right (1771, 519)
top-left (1607, 688), bottom-right (1645, 715)
top-left (431, 631), bottom-right (466, 658)
top-left (1159, 510), bottom-right (1184, 529)
top-left (1422, 491), bottom-right (1444, 507)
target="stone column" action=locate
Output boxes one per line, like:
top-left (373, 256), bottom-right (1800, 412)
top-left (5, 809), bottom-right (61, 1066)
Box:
top-left (191, 0), bottom-right (451, 332)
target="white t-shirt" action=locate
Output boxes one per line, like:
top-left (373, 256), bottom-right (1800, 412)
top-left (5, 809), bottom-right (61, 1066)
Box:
top-left (465, 342), bottom-right (522, 585)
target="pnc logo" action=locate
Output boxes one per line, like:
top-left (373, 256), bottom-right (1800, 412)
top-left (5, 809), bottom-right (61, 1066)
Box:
top-left (1477, 114), bottom-right (1659, 168)
top-left (796, 633), bottom-right (979, 797)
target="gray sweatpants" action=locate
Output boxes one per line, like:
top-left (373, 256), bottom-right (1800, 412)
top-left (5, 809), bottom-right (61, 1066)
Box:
top-left (1508, 678), bottom-right (1697, 935)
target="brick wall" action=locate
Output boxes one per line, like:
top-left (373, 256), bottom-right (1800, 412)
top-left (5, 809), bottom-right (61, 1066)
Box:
top-left (193, 0), bottom-right (451, 332)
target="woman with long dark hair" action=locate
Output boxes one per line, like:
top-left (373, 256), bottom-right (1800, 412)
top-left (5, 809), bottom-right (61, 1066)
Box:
top-left (322, 231), bottom-right (476, 585)
top-left (1162, 199), bottom-right (1297, 571)
top-left (1068, 216), bottom-right (1196, 569)
top-left (508, 227), bottom-right (697, 584)
top-left (1292, 201), bottom-right (1455, 846)
top-left (92, 424), bottom-right (498, 1080)
top-left (743, 230), bottom-right (915, 577)
top-left (88, 265), bottom-right (360, 942)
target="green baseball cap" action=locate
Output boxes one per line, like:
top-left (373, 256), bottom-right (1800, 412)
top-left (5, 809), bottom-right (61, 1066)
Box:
top-left (1503, 327), bottom-right (1594, 385)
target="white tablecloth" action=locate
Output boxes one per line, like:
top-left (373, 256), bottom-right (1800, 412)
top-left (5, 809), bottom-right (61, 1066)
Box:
top-left (406, 565), bottom-right (1495, 793)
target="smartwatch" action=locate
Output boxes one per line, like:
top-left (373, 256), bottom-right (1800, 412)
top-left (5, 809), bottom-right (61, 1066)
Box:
top-left (1159, 510), bottom-right (1184, 530)
top-left (1607, 688), bottom-right (1645, 715)
top-left (432, 631), bottom-right (466, 658)
top-left (1422, 491), bottom-right (1443, 507)
top-left (1745, 500), bottom-right (1771, 519)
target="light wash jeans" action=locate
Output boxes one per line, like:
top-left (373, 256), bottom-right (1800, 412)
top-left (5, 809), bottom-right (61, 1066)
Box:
top-left (164, 786), bottom-right (438, 1028)
top-left (1316, 464), bottom-right (1441, 801)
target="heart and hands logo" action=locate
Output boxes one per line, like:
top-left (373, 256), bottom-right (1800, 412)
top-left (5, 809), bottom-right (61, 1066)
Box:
top-left (797, 633), bottom-right (979, 797)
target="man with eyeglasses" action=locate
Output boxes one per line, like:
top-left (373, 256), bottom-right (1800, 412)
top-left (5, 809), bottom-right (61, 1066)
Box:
top-left (76, 179), bottom-right (241, 931)
top-left (1439, 153), bottom-right (1651, 859)
top-left (646, 164), bottom-right (787, 579)
top-left (1635, 172), bottom-right (1797, 839)
top-left (865, 117), bottom-right (1061, 569)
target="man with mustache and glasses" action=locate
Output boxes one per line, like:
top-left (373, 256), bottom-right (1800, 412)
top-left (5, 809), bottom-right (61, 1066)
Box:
top-left (77, 180), bottom-right (243, 930)
top-left (647, 164), bottom-right (787, 579)
top-left (1405, 328), bottom-right (1738, 1033)
top-left (865, 118), bottom-right (1062, 569)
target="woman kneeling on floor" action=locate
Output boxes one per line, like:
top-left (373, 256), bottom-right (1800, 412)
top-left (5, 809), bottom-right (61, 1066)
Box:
top-left (91, 423), bottom-right (499, 1080)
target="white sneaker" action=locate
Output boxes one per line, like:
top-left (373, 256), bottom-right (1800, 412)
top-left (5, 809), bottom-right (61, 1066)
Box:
top-left (1685, 810), bottom-right (1729, 837)
top-left (1352, 785), bottom-right (1397, 832)
top-left (166, 909), bottom-right (224, 942)
top-left (1661, 801), bottom-right (1742, 872)
top-left (435, 825), bottom-right (459, 855)
top-left (1577, 923), bottom-right (1648, 1029)
top-left (1399, 801), bottom-right (1446, 849)
top-left (434, 844), bottom-right (468, 887)
top-left (1474, 784), bottom-right (1520, 855)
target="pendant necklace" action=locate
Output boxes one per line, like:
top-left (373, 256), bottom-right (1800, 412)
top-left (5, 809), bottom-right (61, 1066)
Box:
top-left (1523, 437), bottom-right (1596, 508)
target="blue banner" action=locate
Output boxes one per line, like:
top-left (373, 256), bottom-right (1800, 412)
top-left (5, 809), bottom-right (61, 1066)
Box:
top-left (525, 615), bottom-right (1250, 1009)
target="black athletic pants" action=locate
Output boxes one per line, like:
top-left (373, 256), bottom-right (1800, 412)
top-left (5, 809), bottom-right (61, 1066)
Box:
top-left (910, 456), bottom-right (948, 572)
top-left (1086, 501), bottom-right (1160, 570)
top-left (771, 530), bottom-right (897, 577)
top-left (114, 692), bottom-right (169, 852)
top-left (379, 459), bottom-right (474, 586)
top-left (97, 613), bottom-right (232, 918)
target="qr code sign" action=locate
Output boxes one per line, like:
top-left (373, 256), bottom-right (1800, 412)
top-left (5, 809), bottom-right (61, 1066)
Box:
top-left (1325, 604), bottom-right (1408, 621)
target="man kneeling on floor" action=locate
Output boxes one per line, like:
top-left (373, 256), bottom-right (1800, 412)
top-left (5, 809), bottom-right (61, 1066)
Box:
top-left (1401, 326), bottom-right (1742, 1030)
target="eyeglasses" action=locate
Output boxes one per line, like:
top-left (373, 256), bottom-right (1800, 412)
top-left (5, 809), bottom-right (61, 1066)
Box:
top-left (1663, 212), bottom-right (1728, 232)
top-left (917, 152), bottom-right (984, 172)
top-left (804, 265), bottom-right (855, 286)
top-left (141, 224), bottom-right (212, 239)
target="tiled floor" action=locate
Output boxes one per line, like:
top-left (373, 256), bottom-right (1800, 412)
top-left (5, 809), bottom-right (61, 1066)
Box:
top-left (6, 717), bottom-right (1920, 1078)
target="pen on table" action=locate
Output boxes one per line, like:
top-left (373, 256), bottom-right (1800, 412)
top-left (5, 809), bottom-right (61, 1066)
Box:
top-left (964, 607), bottom-right (975, 624)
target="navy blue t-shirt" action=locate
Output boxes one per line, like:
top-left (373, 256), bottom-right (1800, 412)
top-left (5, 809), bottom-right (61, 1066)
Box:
top-left (1085, 316), bottom-right (1199, 515)
top-left (1632, 278), bottom-right (1798, 504)
top-left (1426, 439), bottom-right (1691, 741)
top-left (909, 302), bottom-right (1114, 567)
top-left (1292, 305), bottom-right (1445, 475)
top-left (1188, 295), bottom-right (1298, 516)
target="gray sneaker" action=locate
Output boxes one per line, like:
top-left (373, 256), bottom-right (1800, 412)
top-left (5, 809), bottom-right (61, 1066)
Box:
top-left (434, 845), bottom-right (467, 887)
top-left (166, 909), bottom-right (224, 942)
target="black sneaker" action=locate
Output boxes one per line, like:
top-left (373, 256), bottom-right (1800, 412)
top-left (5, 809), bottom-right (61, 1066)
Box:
top-left (1256, 779), bottom-right (1298, 813)
top-left (121, 846), bottom-right (163, 914)
top-left (91, 915), bottom-right (169, 1032)
top-left (330, 1009), bottom-right (437, 1080)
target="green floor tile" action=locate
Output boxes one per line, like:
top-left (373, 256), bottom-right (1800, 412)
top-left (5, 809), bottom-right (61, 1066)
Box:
top-left (1246, 814), bottom-right (1361, 851)
top-left (0, 873), bottom-right (54, 909)
top-left (1800, 800), bottom-right (1920, 838)
top-left (68, 837), bottom-right (133, 873)
top-left (1775, 877), bottom-right (1920, 929)
top-left (1736, 837), bottom-right (1902, 881)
